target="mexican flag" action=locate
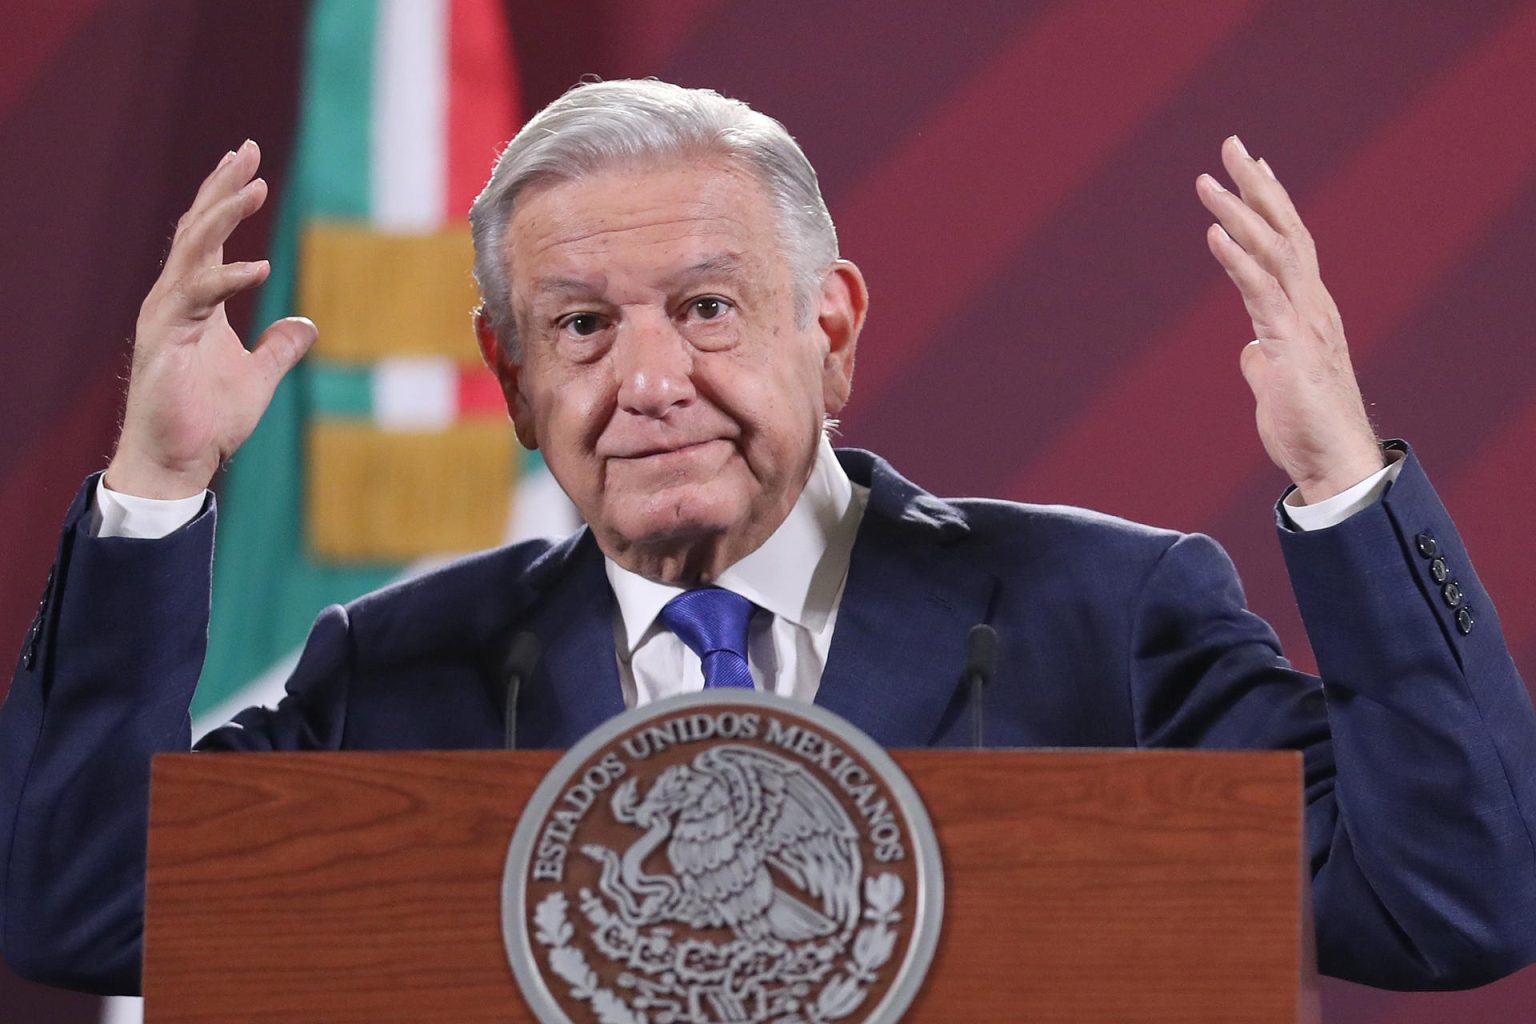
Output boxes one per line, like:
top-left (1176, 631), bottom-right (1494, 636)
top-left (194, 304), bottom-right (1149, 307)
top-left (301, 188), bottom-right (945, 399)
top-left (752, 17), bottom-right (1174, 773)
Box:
top-left (189, 0), bottom-right (576, 733)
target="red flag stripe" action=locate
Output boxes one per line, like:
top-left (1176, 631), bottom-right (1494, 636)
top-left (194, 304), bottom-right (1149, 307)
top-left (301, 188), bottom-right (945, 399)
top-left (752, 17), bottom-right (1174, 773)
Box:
top-left (445, 0), bottom-right (522, 222)
top-left (457, 365), bottom-right (508, 418)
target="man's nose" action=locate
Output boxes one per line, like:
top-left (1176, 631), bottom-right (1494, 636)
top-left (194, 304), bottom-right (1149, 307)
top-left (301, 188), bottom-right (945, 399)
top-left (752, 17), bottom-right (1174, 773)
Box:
top-left (613, 312), bottom-right (696, 417)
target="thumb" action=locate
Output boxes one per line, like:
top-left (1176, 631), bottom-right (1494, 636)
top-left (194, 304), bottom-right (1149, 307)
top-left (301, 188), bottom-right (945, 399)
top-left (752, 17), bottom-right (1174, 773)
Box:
top-left (1238, 338), bottom-right (1268, 400)
top-left (251, 316), bottom-right (318, 386)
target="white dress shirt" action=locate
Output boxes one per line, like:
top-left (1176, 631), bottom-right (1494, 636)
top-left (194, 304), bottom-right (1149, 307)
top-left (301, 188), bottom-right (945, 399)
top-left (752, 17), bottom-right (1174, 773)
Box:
top-left (604, 436), bottom-right (868, 707)
top-left (92, 444), bottom-right (1403, 705)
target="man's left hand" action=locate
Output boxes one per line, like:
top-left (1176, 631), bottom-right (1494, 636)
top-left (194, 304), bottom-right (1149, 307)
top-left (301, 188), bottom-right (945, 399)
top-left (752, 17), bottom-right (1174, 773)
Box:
top-left (1198, 135), bottom-right (1384, 505)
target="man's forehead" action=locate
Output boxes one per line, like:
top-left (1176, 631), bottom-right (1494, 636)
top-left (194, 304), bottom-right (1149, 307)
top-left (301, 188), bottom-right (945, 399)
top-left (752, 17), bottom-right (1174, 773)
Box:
top-left (510, 181), bottom-right (781, 297)
top-left (526, 252), bottom-right (754, 300)
top-left (511, 159), bottom-right (769, 242)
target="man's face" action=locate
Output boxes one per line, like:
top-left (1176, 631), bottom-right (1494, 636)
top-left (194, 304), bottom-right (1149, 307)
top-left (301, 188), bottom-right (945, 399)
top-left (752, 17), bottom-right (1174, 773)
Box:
top-left (481, 158), bottom-right (865, 582)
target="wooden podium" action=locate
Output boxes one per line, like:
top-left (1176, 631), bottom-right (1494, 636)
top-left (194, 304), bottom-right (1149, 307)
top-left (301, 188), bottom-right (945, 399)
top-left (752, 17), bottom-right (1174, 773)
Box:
top-left (144, 749), bottom-right (1319, 1022)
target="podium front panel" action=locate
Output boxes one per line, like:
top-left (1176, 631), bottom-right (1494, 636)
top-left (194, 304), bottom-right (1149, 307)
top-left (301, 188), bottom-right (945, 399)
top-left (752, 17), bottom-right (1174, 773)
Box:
top-left (145, 749), bottom-right (1307, 1022)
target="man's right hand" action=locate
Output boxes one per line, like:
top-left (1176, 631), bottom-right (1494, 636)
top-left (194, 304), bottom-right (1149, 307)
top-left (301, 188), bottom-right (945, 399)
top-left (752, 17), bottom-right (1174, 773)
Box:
top-left (104, 140), bottom-right (317, 499)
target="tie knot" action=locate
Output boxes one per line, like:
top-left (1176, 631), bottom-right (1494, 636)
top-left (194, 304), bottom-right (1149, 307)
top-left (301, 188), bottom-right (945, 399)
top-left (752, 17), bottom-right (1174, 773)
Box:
top-left (659, 587), bottom-right (756, 662)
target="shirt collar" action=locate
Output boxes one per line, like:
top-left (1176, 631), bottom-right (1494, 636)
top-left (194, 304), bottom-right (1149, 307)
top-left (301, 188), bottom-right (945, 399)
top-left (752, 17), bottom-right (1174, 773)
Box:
top-left (604, 436), bottom-right (862, 658)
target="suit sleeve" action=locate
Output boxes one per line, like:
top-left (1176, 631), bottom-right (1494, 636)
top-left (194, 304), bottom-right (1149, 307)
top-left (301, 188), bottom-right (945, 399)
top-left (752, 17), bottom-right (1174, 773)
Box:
top-left (1279, 445), bottom-right (1536, 988)
top-left (0, 475), bottom-right (356, 994)
top-left (0, 475), bottom-right (210, 993)
top-left (1130, 446), bottom-right (1536, 989)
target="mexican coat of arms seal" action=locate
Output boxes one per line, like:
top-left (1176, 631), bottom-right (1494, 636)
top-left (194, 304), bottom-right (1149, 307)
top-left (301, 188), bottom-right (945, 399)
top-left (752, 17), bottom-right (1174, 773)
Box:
top-left (502, 690), bottom-right (943, 1024)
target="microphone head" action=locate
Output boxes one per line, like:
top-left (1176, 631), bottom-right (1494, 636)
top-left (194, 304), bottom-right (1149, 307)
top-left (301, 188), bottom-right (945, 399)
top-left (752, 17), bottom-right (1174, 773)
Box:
top-left (503, 631), bottom-right (542, 683)
top-left (965, 624), bottom-right (998, 679)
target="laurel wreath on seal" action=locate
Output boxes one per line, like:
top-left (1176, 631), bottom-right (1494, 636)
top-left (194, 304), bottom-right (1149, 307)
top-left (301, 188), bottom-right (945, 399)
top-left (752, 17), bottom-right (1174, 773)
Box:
top-left (533, 891), bottom-right (644, 1024)
top-left (532, 873), bottom-right (904, 1024)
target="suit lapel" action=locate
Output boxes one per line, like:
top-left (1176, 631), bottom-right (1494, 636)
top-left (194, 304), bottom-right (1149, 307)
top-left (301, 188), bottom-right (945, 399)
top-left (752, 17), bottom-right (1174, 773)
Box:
top-left (510, 530), bottom-right (627, 748)
top-left (504, 452), bottom-right (993, 750)
top-left (816, 453), bottom-right (997, 747)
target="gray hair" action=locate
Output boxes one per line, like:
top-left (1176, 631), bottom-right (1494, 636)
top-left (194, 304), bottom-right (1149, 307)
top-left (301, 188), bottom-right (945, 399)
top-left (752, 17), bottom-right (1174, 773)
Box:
top-left (468, 79), bottom-right (839, 360)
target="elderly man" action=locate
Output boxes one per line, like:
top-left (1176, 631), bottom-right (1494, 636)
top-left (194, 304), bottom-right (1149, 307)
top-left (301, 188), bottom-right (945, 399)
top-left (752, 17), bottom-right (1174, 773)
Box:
top-left (3, 80), bottom-right (1535, 996)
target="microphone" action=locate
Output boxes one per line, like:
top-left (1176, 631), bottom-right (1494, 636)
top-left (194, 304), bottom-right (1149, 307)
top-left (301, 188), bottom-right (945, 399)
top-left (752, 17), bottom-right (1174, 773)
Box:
top-left (965, 624), bottom-right (998, 750)
top-left (503, 631), bottom-right (542, 750)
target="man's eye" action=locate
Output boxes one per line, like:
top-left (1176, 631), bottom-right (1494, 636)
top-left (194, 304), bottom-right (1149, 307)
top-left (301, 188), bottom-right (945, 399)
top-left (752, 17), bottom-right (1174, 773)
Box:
top-left (687, 297), bottom-right (730, 321)
top-left (561, 313), bottom-right (603, 337)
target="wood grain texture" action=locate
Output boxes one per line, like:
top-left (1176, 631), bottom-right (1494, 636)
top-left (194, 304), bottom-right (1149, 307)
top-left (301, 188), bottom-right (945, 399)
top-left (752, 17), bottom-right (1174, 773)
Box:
top-left (145, 749), bottom-right (1312, 1022)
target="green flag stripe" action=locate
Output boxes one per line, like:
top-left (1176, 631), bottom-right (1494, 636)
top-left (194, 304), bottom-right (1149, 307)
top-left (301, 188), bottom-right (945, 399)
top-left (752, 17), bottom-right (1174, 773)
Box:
top-left (300, 0), bottom-right (375, 219)
top-left (198, 0), bottom-right (396, 717)
top-left (306, 362), bottom-right (374, 419)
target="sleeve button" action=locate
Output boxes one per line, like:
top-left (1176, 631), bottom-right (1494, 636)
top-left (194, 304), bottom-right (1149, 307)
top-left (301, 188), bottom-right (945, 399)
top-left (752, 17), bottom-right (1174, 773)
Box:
top-left (1429, 557), bottom-right (1450, 584)
top-left (1442, 581), bottom-right (1464, 608)
top-left (1415, 532), bottom-right (1438, 558)
top-left (1456, 606), bottom-right (1475, 635)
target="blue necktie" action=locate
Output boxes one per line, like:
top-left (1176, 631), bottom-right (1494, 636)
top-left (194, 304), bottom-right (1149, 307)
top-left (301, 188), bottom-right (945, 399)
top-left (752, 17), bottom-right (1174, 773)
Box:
top-left (659, 587), bottom-right (757, 690)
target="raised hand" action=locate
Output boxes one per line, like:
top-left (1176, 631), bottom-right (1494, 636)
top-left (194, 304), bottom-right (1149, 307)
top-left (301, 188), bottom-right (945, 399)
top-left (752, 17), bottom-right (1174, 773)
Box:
top-left (1197, 135), bottom-right (1384, 506)
top-left (104, 140), bottom-right (317, 499)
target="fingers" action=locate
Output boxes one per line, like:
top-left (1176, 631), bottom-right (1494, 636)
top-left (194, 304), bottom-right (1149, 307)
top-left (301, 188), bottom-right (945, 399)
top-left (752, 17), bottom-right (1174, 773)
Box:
top-left (180, 260), bottom-right (271, 317)
top-left (1205, 222), bottom-right (1299, 338)
top-left (1197, 173), bottom-right (1283, 271)
top-left (185, 139), bottom-right (261, 232)
top-left (150, 144), bottom-right (271, 324)
top-left (168, 174), bottom-right (267, 274)
top-left (167, 176), bottom-right (269, 281)
top-left (1197, 136), bottom-right (1319, 298)
top-left (1220, 136), bottom-right (1309, 247)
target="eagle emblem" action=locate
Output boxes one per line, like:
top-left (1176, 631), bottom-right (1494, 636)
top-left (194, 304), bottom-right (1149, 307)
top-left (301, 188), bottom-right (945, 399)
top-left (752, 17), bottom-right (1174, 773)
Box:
top-left (583, 745), bottom-right (862, 947)
top-left (506, 693), bottom-right (940, 1024)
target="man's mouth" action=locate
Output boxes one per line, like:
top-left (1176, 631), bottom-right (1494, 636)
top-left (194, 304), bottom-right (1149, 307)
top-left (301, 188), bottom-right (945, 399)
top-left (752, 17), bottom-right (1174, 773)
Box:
top-left (609, 439), bottom-right (722, 461)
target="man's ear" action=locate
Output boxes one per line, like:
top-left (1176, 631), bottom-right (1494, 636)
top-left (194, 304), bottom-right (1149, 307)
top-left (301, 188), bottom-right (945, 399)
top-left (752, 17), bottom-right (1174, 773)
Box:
top-left (474, 306), bottom-right (539, 450)
top-left (817, 260), bottom-right (868, 416)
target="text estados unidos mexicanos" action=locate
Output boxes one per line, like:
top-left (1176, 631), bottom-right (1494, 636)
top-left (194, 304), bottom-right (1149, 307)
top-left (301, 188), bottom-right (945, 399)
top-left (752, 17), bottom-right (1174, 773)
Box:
top-left (531, 712), bottom-right (907, 881)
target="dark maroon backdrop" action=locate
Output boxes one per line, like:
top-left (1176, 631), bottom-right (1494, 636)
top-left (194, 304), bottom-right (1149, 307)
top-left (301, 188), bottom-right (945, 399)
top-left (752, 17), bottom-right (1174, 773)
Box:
top-left (4, 2), bottom-right (1535, 1020)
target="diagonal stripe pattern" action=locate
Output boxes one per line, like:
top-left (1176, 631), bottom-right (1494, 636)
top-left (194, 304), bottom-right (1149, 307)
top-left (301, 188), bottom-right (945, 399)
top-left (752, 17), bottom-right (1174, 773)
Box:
top-left (660, 588), bottom-right (758, 690)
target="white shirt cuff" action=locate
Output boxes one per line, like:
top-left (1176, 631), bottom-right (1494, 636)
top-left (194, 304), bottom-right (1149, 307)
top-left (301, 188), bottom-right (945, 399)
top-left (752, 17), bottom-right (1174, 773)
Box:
top-left (91, 478), bottom-right (207, 539)
top-left (1282, 453), bottom-right (1405, 531)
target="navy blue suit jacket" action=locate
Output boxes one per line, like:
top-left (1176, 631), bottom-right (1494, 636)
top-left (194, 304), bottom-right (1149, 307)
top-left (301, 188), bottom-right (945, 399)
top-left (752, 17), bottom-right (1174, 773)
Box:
top-left (3, 447), bottom-right (1536, 994)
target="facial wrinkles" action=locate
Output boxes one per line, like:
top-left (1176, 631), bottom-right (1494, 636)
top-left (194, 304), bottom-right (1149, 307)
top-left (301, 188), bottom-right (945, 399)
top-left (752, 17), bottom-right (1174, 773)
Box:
top-left (521, 240), bottom-right (747, 358)
top-left (511, 164), bottom-right (773, 330)
top-left (520, 179), bottom-right (757, 274)
top-left (502, 161), bottom-right (828, 582)
top-left (603, 312), bottom-right (753, 461)
top-left (535, 210), bottom-right (746, 257)
top-left (528, 245), bottom-right (776, 458)
top-left (602, 325), bottom-right (704, 454)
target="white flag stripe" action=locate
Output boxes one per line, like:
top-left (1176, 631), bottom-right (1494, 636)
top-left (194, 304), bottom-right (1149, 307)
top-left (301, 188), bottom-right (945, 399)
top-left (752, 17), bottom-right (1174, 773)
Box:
top-left (371, 0), bottom-right (447, 230)
top-left (504, 462), bottom-right (582, 543)
top-left (373, 356), bottom-right (458, 431)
